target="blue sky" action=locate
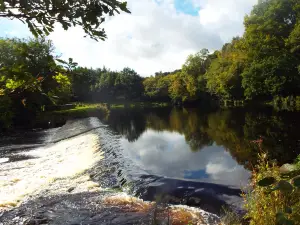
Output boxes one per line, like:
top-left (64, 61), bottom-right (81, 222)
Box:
top-left (0, 19), bottom-right (30, 38)
top-left (174, 0), bottom-right (200, 16)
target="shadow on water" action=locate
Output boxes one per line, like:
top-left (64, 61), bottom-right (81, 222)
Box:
top-left (1, 154), bottom-right (38, 163)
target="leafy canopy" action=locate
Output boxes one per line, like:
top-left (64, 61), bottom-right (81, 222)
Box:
top-left (0, 0), bottom-right (130, 41)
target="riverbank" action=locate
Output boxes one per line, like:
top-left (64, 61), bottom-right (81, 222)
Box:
top-left (0, 117), bottom-right (220, 225)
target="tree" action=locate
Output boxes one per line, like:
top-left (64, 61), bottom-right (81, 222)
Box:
top-left (143, 75), bottom-right (171, 101)
top-left (114, 67), bottom-right (143, 100)
top-left (71, 67), bottom-right (98, 101)
top-left (242, 0), bottom-right (300, 99)
top-left (181, 49), bottom-right (210, 98)
top-left (0, 0), bottom-right (130, 41)
top-left (205, 38), bottom-right (246, 100)
top-left (0, 38), bottom-right (71, 110)
top-left (92, 68), bottom-right (118, 101)
top-left (168, 72), bottom-right (189, 103)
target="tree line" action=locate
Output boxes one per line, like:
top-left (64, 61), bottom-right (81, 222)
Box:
top-left (73, 0), bottom-right (300, 104)
top-left (144, 0), bottom-right (300, 103)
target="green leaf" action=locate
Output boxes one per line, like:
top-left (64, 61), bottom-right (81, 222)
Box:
top-left (27, 21), bottom-right (38, 37)
top-left (276, 212), bottom-right (295, 225)
top-left (43, 27), bottom-right (50, 36)
top-left (102, 5), bottom-right (109, 14)
top-left (277, 180), bottom-right (294, 194)
top-left (286, 221), bottom-right (295, 225)
top-left (120, 2), bottom-right (131, 13)
top-left (285, 207), bottom-right (293, 214)
top-left (292, 176), bottom-right (300, 188)
top-left (258, 177), bottom-right (276, 187)
top-left (276, 212), bottom-right (286, 224)
top-left (56, 59), bottom-right (67, 64)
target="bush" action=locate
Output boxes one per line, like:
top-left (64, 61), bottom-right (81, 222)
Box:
top-left (244, 153), bottom-right (300, 225)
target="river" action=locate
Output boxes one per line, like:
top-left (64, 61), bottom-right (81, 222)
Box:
top-left (1, 105), bottom-right (300, 217)
top-left (102, 105), bottom-right (300, 213)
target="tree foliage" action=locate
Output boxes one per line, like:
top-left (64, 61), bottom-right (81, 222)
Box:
top-left (241, 0), bottom-right (300, 99)
top-left (205, 38), bottom-right (246, 100)
top-left (0, 37), bottom-right (72, 128)
top-left (0, 0), bottom-right (130, 41)
top-left (2, 0), bottom-right (300, 129)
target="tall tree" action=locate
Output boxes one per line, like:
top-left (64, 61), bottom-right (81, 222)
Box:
top-left (242, 0), bottom-right (300, 99)
top-left (0, 0), bottom-right (130, 41)
top-left (181, 49), bottom-right (210, 99)
top-left (205, 38), bottom-right (246, 100)
top-left (114, 67), bottom-right (143, 100)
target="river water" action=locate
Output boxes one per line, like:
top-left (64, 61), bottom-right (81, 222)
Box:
top-left (1, 105), bottom-right (300, 215)
top-left (102, 106), bottom-right (300, 214)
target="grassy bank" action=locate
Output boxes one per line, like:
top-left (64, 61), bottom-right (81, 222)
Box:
top-left (108, 102), bottom-right (170, 109)
top-left (36, 103), bottom-right (110, 128)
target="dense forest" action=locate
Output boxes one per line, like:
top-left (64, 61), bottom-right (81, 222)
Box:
top-left (1, 0), bottom-right (300, 128)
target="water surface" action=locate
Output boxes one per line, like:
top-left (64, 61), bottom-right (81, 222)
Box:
top-left (102, 106), bottom-right (300, 213)
top-left (1, 105), bottom-right (300, 214)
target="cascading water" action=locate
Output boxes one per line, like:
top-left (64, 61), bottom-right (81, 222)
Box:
top-left (92, 120), bottom-right (246, 216)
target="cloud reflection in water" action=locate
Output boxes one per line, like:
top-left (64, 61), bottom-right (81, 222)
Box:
top-left (120, 129), bottom-right (250, 188)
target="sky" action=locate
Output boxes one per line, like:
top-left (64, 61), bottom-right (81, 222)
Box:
top-left (0, 0), bottom-right (258, 77)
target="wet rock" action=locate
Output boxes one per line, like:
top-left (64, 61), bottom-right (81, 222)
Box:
top-left (67, 187), bottom-right (75, 193)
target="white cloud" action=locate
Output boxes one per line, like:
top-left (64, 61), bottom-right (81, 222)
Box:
top-left (120, 129), bottom-right (250, 187)
top-left (0, 0), bottom-right (258, 76)
top-left (198, 0), bottom-right (258, 41)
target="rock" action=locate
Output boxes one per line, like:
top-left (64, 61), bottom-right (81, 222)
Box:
top-left (67, 187), bottom-right (75, 193)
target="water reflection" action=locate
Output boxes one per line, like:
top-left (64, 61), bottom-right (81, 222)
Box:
top-left (106, 106), bottom-right (300, 170)
top-left (120, 130), bottom-right (250, 188)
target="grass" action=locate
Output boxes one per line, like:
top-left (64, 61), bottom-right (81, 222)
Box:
top-left (109, 102), bottom-right (170, 109)
top-left (53, 103), bottom-right (110, 115)
top-left (36, 103), bottom-right (110, 127)
top-left (243, 153), bottom-right (300, 225)
top-left (220, 207), bottom-right (243, 225)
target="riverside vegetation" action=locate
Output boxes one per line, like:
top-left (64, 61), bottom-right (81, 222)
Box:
top-left (1, 0), bottom-right (300, 224)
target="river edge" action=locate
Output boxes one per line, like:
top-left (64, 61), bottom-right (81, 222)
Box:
top-left (0, 117), bottom-right (220, 225)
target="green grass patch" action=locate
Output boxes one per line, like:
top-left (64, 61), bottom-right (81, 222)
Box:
top-left (109, 102), bottom-right (170, 109)
top-left (36, 103), bottom-right (110, 127)
top-left (53, 103), bottom-right (109, 115)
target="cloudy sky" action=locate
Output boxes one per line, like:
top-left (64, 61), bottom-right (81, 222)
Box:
top-left (0, 0), bottom-right (257, 76)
